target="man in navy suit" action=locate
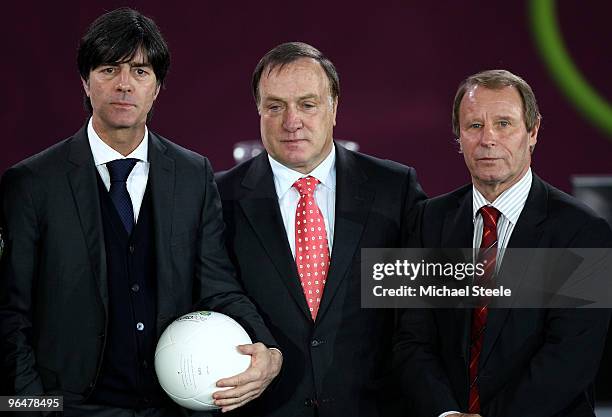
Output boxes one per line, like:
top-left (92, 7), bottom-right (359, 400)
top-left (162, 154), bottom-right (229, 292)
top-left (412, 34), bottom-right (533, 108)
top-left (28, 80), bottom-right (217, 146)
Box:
top-left (394, 69), bottom-right (612, 417)
top-left (216, 42), bottom-right (426, 417)
top-left (0, 8), bottom-right (281, 416)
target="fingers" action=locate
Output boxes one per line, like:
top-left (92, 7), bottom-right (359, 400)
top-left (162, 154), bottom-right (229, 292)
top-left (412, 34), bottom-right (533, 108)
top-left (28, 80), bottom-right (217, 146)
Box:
top-left (213, 381), bottom-right (261, 408)
top-left (211, 342), bottom-right (282, 411)
top-left (216, 343), bottom-right (266, 387)
top-left (236, 342), bottom-right (266, 355)
top-left (218, 395), bottom-right (256, 413)
top-left (215, 367), bottom-right (262, 392)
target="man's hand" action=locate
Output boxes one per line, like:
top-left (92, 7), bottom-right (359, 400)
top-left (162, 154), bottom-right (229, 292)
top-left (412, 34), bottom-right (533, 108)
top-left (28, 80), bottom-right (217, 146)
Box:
top-left (212, 342), bottom-right (282, 412)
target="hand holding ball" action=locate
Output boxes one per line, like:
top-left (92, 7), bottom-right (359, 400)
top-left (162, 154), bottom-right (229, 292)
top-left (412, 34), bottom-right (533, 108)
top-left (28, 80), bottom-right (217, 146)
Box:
top-left (154, 311), bottom-right (252, 410)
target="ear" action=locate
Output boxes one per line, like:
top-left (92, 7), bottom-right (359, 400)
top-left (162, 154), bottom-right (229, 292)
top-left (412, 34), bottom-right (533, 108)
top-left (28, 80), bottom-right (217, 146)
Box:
top-left (81, 77), bottom-right (90, 96)
top-left (153, 83), bottom-right (161, 100)
top-left (457, 137), bottom-right (463, 154)
top-left (528, 116), bottom-right (540, 153)
top-left (332, 96), bottom-right (338, 127)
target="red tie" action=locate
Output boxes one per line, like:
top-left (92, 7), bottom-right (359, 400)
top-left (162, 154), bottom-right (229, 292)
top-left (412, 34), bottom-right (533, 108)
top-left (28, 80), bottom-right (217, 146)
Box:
top-left (468, 205), bottom-right (501, 414)
top-left (293, 176), bottom-right (330, 320)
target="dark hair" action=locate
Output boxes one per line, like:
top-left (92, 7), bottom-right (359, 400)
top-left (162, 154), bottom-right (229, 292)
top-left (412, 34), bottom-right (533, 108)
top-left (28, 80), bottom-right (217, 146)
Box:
top-left (452, 69), bottom-right (541, 137)
top-left (77, 7), bottom-right (170, 114)
top-left (252, 42), bottom-right (339, 105)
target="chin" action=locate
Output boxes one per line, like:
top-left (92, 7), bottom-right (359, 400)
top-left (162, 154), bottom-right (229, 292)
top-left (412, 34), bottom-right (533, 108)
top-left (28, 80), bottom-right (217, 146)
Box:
top-left (474, 171), bottom-right (507, 185)
top-left (111, 119), bottom-right (143, 129)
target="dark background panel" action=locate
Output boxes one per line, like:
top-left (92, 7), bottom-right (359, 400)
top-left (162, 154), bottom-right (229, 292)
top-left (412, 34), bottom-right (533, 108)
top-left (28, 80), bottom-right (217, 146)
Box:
top-left (2, 1), bottom-right (611, 196)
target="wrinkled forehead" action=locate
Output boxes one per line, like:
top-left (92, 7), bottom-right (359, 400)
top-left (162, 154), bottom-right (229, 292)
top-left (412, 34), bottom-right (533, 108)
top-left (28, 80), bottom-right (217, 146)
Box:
top-left (260, 58), bottom-right (331, 95)
top-left (461, 84), bottom-right (524, 116)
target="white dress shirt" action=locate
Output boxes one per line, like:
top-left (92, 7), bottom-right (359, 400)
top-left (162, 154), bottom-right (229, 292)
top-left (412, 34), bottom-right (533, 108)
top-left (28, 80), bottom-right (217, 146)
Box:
top-left (440, 168), bottom-right (532, 417)
top-left (268, 145), bottom-right (336, 258)
top-left (87, 118), bottom-right (150, 223)
top-left (472, 168), bottom-right (533, 263)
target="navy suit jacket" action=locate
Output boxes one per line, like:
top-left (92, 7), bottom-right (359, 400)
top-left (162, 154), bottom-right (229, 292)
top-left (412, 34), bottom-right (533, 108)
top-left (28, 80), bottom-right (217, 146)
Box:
top-left (0, 125), bottom-right (276, 401)
top-left (394, 174), bottom-right (612, 417)
top-left (216, 144), bottom-right (426, 417)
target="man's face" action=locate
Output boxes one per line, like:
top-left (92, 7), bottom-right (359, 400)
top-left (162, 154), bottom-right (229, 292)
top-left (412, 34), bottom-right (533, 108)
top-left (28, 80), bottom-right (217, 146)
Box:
top-left (458, 85), bottom-right (538, 195)
top-left (82, 48), bottom-right (160, 136)
top-left (258, 58), bottom-right (337, 174)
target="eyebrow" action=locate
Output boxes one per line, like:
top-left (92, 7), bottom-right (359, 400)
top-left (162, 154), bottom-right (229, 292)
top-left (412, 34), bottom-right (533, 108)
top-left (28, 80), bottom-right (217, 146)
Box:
top-left (492, 114), bottom-right (519, 120)
top-left (262, 93), bottom-right (320, 102)
top-left (100, 61), bottom-right (152, 68)
top-left (464, 112), bottom-right (519, 120)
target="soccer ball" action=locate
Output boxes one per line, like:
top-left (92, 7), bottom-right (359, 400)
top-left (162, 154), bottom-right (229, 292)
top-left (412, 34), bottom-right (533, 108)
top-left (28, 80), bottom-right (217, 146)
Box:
top-left (154, 311), bottom-right (252, 410)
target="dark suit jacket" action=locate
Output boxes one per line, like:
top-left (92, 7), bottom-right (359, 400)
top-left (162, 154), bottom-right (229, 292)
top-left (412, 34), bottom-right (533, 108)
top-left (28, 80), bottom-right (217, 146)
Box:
top-left (0, 125), bottom-right (276, 401)
top-left (215, 144), bottom-right (426, 417)
top-left (394, 174), bottom-right (612, 417)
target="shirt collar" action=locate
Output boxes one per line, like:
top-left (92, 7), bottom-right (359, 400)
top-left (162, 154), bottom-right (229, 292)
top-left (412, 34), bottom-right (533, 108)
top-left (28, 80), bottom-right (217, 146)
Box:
top-left (472, 167), bottom-right (532, 225)
top-left (268, 144), bottom-right (336, 199)
top-left (87, 117), bottom-right (149, 166)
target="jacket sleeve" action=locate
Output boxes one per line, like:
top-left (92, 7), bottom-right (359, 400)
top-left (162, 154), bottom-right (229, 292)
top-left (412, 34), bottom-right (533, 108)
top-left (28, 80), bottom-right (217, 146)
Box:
top-left (394, 200), bottom-right (463, 416)
top-left (192, 157), bottom-right (278, 348)
top-left (0, 166), bottom-right (45, 395)
top-left (490, 217), bottom-right (612, 417)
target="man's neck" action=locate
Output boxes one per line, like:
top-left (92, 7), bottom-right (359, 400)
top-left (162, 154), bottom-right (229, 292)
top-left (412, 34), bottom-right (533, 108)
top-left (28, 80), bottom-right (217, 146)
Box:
top-left (92, 119), bottom-right (145, 157)
top-left (474, 183), bottom-right (508, 203)
top-left (473, 167), bottom-right (530, 203)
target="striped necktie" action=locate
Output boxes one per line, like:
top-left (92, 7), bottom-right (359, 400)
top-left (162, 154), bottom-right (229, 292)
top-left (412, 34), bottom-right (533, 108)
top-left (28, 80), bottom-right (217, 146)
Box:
top-left (468, 205), bottom-right (501, 414)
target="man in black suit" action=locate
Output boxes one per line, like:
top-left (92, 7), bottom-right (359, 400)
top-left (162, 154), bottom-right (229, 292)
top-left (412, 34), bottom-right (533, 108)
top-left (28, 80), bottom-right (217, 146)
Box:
top-left (215, 42), bottom-right (426, 417)
top-left (0, 8), bottom-right (281, 416)
top-left (394, 69), bottom-right (612, 417)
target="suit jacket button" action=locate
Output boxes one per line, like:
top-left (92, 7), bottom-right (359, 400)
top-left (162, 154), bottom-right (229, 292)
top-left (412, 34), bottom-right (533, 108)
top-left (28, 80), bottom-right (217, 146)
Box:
top-left (311, 339), bottom-right (324, 347)
top-left (129, 245), bottom-right (135, 254)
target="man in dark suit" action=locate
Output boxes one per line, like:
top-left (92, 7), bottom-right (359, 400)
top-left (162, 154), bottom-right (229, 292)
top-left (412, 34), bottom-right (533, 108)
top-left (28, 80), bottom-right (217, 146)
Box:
top-left (394, 69), bottom-right (612, 417)
top-left (0, 8), bottom-right (281, 416)
top-left (215, 42), bottom-right (426, 417)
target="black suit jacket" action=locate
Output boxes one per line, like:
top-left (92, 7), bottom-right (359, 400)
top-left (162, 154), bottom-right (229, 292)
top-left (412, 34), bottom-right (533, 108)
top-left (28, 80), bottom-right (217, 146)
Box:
top-left (394, 174), bottom-right (612, 417)
top-left (0, 125), bottom-right (276, 401)
top-left (215, 144), bottom-right (426, 417)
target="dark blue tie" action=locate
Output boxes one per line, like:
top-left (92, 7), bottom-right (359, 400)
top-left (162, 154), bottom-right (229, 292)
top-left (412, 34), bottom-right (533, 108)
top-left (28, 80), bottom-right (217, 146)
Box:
top-left (106, 158), bottom-right (138, 234)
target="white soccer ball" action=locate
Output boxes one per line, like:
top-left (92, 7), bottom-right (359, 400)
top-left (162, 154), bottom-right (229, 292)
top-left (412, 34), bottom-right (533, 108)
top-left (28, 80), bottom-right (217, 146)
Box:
top-left (154, 311), bottom-right (252, 410)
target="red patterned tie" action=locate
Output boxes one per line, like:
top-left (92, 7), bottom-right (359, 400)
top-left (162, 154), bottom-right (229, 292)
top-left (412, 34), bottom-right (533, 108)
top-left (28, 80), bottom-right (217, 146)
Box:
top-left (468, 205), bottom-right (501, 414)
top-left (293, 176), bottom-right (330, 320)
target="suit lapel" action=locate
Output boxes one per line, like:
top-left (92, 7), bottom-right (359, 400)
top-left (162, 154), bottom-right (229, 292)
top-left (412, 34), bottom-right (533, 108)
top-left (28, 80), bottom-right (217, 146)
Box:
top-left (316, 145), bottom-right (374, 322)
top-left (67, 126), bottom-right (108, 315)
top-left (480, 174), bottom-right (548, 366)
top-left (238, 154), bottom-right (312, 320)
top-left (148, 133), bottom-right (177, 333)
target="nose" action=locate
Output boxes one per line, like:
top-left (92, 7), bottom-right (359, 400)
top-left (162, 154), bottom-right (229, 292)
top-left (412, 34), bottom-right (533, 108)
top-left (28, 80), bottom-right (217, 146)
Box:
top-left (480, 124), bottom-right (496, 147)
top-left (115, 66), bottom-right (132, 92)
top-left (282, 106), bottom-right (303, 132)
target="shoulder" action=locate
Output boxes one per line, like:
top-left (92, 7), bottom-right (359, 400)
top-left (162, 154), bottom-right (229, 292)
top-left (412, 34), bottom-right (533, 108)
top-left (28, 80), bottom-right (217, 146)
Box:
top-left (150, 131), bottom-right (212, 174)
top-left (214, 154), bottom-right (263, 196)
top-left (537, 177), bottom-right (612, 245)
top-left (542, 179), bottom-right (600, 223)
top-left (340, 146), bottom-right (415, 178)
top-left (420, 183), bottom-right (472, 214)
top-left (215, 156), bottom-right (254, 184)
top-left (1, 130), bottom-right (82, 185)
